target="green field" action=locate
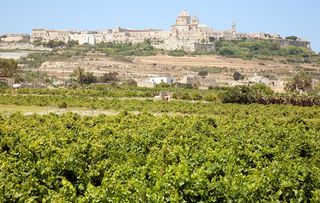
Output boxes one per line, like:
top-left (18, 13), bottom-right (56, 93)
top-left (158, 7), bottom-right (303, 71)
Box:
top-left (0, 87), bottom-right (320, 202)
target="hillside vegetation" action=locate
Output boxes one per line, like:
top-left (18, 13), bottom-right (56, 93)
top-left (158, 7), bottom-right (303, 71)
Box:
top-left (19, 40), bottom-right (320, 69)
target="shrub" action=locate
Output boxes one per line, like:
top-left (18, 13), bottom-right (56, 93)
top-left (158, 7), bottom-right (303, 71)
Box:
top-left (58, 102), bottom-right (68, 108)
top-left (222, 86), bottom-right (256, 104)
top-left (168, 50), bottom-right (188, 57)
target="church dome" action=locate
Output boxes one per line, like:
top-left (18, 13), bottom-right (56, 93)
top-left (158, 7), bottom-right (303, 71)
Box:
top-left (179, 9), bottom-right (190, 17)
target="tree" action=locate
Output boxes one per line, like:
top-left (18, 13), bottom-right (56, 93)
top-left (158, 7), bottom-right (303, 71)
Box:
top-left (46, 40), bottom-right (66, 48)
top-left (285, 72), bottom-right (312, 93)
top-left (72, 67), bottom-right (97, 85)
top-left (0, 59), bottom-right (18, 77)
top-left (200, 38), bottom-right (206, 44)
top-left (122, 79), bottom-right (137, 87)
top-left (250, 83), bottom-right (273, 95)
top-left (82, 72), bottom-right (97, 84)
top-left (72, 67), bottom-right (84, 85)
top-left (285, 36), bottom-right (298, 41)
top-left (67, 40), bottom-right (79, 48)
top-left (233, 71), bottom-right (244, 81)
top-left (219, 47), bottom-right (235, 56)
top-left (100, 72), bottom-right (119, 83)
top-left (198, 70), bottom-right (208, 78)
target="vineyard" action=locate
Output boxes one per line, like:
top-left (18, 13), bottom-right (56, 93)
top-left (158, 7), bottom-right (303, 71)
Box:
top-left (0, 109), bottom-right (320, 202)
top-left (0, 87), bottom-right (320, 202)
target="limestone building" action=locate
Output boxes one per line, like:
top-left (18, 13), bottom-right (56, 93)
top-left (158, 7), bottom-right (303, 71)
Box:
top-left (31, 29), bottom-right (70, 43)
top-left (30, 9), bottom-right (311, 52)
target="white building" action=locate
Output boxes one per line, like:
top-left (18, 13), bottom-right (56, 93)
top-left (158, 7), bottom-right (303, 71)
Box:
top-left (70, 33), bottom-right (96, 45)
top-left (150, 76), bottom-right (175, 84)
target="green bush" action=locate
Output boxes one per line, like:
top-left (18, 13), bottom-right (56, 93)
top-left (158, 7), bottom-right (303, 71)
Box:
top-left (58, 101), bottom-right (68, 108)
top-left (168, 50), bottom-right (188, 57)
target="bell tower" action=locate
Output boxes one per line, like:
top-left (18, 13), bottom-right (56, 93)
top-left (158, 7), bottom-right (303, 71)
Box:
top-left (176, 9), bottom-right (191, 25)
top-left (231, 21), bottom-right (237, 33)
top-left (191, 16), bottom-right (199, 26)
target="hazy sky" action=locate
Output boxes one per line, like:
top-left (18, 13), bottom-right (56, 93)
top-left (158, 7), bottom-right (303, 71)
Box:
top-left (1, 0), bottom-right (319, 52)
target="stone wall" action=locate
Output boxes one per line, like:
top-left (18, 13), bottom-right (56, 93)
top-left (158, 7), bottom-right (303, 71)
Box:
top-left (279, 39), bottom-right (311, 49)
top-left (193, 43), bottom-right (215, 52)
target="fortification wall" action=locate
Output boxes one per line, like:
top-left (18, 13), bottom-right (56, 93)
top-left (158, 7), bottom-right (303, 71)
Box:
top-left (279, 39), bottom-right (311, 49)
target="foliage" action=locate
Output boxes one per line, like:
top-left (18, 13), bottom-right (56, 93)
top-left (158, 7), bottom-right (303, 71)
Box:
top-left (198, 70), bottom-right (208, 77)
top-left (218, 47), bottom-right (236, 56)
top-left (72, 67), bottom-right (97, 85)
top-left (233, 71), bottom-right (244, 81)
top-left (82, 72), bottom-right (97, 85)
top-left (285, 36), bottom-right (299, 41)
top-left (67, 40), bottom-right (79, 48)
top-left (99, 72), bottom-right (119, 83)
top-left (96, 41), bottom-right (157, 56)
top-left (222, 85), bottom-right (320, 107)
top-left (0, 58), bottom-right (18, 77)
top-left (0, 111), bottom-right (319, 201)
top-left (122, 79), bottom-right (137, 87)
top-left (19, 51), bottom-right (73, 69)
top-left (250, 83), bottom-right (274, 95)
top-left (191, 66), bottom-right (224, 74)
top-left (280, 46), bottom-right (312, 57)
top-left (0, 82), bottom-right (8, 89)
top-left (46, 40), bottom-right (66, 48)
top-left (222, 85), bottom-right (256, 104)
top-left (285, 72), bottom-right (313, 93)
top-left (167, 50), bottom-right (188, 57)
top-left (214, 39), bottom-right (317, 62)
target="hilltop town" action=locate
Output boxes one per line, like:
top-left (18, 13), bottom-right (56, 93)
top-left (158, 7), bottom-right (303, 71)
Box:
top-left (0, 10), bottom-right (318, 92)
top-left (1, 9), bottom-right (311, 52)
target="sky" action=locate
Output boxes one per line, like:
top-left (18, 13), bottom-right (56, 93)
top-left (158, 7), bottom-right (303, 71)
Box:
top-left (1, 0), bottom-right (319, 52)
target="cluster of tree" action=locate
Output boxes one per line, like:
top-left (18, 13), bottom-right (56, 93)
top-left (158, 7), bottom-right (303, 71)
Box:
top-left (33, 40), bottom-right (66, 48)
top-left (72, 67), bottom-right (97, 85)
top-left (214, 39), bottom-right (315, 61)
top-left (222, 79), bottom-right (320, 107)
top-left (285, 36), bottom-right (299, 41)
top-left (198, 70), bottom-right (208, 77)
top-left (95, 40), bottom-right (157, 56)
top-left (0, 58), bottom-right (18, 77)
top-left (167, 50), bottom-right (188, 57)
top-left (72, 68), bottom-right (132, 86)
top-left (285, 72), bottom-right (313, 93)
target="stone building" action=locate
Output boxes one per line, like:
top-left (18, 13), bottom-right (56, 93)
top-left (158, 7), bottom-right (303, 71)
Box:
top-left (31, 29), bottom-right (70, 43)
top-left (69, 32), bottom-right (96, 45)
top-left (29, 9), bottom-right (311, 52)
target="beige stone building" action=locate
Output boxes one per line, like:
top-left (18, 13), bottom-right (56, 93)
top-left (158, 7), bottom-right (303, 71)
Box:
top-left (30, 9), bottom-right (311, 52)
top-left (31, 29), bottom-right (70, 43)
